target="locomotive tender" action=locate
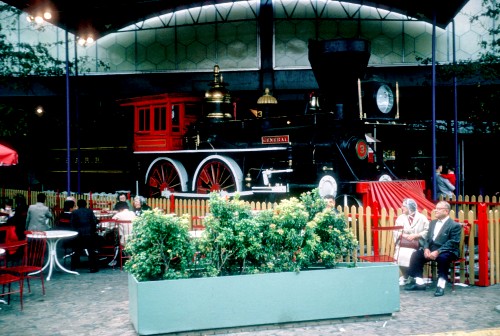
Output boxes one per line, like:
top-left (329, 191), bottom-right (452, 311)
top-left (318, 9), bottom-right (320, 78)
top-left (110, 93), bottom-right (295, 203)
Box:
top-left (122, 38), bottom-right (419, 205)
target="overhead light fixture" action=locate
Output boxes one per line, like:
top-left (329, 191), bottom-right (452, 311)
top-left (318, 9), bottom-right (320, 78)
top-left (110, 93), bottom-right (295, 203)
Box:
top-left (35, 105), bottom-right (45, 116)
top-left (26, 9), bottom-right (53, 24)
top-left (78, 35), bottom-right (95, 46)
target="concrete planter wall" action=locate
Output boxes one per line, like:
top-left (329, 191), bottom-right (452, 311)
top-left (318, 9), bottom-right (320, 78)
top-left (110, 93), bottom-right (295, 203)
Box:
top-left (129, 262), bottom-right (399, 335)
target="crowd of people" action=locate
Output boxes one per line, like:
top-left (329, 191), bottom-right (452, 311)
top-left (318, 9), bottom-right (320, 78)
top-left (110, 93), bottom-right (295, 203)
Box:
top-left (0, 191), bottom-right (151, 274)
top-left (2, 180), bottom-right (462, 295)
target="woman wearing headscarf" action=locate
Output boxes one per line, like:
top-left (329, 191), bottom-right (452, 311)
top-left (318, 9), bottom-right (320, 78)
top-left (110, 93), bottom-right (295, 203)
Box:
top-left (394, 198), bottom-right (429, 285)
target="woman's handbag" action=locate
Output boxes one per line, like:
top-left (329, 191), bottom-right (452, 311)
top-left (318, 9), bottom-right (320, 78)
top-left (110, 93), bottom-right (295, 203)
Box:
top-left (399, 236), bottom-right (419, 249)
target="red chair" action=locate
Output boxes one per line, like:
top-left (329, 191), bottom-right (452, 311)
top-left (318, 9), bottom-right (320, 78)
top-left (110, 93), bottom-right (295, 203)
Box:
top-left (96, 219), bottom-right (119, 268)
top-left (4, 231), bottom-right (47, 295)
top-left (358, 225), bottom-right (404, 263)
top-left (116, 220), bottom-right (134, 271)
top-left (0, 226), bottom-right (26, 267)
top-left (0, 272), bottom-right (23, 310)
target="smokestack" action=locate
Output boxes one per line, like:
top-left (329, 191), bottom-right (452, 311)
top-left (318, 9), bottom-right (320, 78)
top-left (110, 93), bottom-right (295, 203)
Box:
top-left (308, 38), bottom-right (371, 119)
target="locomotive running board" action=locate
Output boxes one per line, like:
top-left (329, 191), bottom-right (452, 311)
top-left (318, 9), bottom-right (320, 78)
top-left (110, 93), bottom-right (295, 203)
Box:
top-left (252, 185), bottom-right (288, 193)
top-left (134, 147), bottom-right (288, 154)
top-left (168, 191), bottom-right (255, 198)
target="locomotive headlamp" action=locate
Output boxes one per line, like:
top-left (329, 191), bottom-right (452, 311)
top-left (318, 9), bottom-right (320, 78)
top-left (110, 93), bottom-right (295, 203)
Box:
top-left (361, 80), bottom-right (396, 120)
top-left (375, 84), bottom-right (394, 114)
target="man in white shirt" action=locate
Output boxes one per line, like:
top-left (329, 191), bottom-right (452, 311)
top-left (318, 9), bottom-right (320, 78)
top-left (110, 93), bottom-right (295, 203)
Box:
top-left (404, 201), bottom-right (462, 297)
top-left (112, 201), bottom-right (136, 247)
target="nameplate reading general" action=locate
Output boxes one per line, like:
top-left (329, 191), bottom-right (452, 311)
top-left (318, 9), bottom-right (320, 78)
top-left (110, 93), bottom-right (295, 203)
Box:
top-left (261, 135), bottom-right (290, 144)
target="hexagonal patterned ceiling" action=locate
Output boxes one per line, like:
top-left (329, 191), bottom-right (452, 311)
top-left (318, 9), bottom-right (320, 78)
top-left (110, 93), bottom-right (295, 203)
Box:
top-left (2, 0), bottom-right (470, 40)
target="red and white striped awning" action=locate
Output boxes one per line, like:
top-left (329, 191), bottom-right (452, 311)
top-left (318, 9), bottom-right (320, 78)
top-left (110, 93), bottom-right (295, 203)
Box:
top-left (356, 180), bottom-right (435, 213)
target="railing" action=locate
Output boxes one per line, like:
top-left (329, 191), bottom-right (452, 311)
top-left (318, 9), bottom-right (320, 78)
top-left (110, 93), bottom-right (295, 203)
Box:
top-left (1, 188), bottom-right (499, 286)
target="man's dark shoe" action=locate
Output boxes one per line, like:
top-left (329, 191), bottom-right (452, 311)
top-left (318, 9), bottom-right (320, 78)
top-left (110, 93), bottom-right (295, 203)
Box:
top-left (404, 283), bottom-right (426, 291)
top-left (90, 268), bottom-right (99, 273)
top-left (434, 287), bottom-right (445, 297)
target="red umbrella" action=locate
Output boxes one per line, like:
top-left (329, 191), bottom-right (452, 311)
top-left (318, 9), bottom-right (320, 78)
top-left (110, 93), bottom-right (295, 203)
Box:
top-left (0, 144), bottom-right (18, 166)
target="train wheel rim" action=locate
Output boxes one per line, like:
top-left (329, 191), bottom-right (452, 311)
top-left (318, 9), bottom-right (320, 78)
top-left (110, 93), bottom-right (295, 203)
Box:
top-left (145, 158), bottom-right (188, 198)
top-left (192, 155), bottom-right (243, 194)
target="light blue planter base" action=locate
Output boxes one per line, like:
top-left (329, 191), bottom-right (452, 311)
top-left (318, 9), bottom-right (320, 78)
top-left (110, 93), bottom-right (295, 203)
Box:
top-left (129, 262), bottom-right (400, 335)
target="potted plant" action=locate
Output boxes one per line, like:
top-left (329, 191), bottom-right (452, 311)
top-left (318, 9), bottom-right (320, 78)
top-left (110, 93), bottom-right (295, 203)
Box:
top-left (126, 190), bottom-right (400, 335)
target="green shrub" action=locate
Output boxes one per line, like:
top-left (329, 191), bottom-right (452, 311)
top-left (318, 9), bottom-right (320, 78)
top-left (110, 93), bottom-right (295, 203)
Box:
top-left (124, 209), bottom-right (194, 281)
top-left (126, 189), bottom-right (357, 281)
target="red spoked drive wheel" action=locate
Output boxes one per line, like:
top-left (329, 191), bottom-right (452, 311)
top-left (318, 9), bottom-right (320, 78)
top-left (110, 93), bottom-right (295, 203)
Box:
top-left (146, 158), bottom-right (187, 198)
top-left (193, 155), bottom-right (242, 194)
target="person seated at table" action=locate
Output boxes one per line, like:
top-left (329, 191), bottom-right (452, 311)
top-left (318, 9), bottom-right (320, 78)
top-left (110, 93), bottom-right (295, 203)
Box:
top-left (71, 199), bottom-right (100, 273)
top-left (26, 192), bottom-right (53, 231)
top-left (57, 199), bottom-right (75, 230)
top-left (66, 196), bottom-right (78, 210)
top-left (113, 192), bottom-right (133, 211)
top-left (1, 199), bottom-right (14, 218)
top-left (113, 201), bottom-right (136, 221)
top-left (7, 195), bottom-right (28, 241)
top-left (113, 201), bottom-right (136, 246)
top-left (132, 195), bottom-right (151, 216)
top-left (108, 201), bottom-right (136, 266)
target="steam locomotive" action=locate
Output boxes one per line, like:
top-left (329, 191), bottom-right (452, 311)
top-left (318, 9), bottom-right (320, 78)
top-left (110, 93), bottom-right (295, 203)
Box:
top-left (122, 38), bottom-right (416, 205)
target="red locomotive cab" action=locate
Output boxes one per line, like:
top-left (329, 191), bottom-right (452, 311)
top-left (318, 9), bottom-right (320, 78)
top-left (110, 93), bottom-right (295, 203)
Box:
top-left (120, 93), bottom-right (203, 152)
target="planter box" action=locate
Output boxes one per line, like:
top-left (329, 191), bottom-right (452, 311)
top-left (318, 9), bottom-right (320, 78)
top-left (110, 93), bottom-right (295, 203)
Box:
top-left (129, 262), bottom-right (399, 335)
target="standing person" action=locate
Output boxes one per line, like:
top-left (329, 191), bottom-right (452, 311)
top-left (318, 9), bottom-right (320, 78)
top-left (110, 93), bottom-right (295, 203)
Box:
top-left (323, 194), bottom-right (338, 213)
top-left (394, 198), bottom-right (429, 286)
top-left (435, 165), bottom-right (455, 199)
top-left (71, 199), bottom-right (100, 273)
top-left (404, 201), bottom-right (461, 297)
top-left (441, 167), bottom-right (456, 186)
top-left (26, 192), bottom-right (53, 231)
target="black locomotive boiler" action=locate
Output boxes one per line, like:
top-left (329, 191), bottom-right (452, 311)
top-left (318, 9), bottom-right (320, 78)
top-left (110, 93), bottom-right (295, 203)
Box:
top-left (122, 38), bottom-right (419, 206)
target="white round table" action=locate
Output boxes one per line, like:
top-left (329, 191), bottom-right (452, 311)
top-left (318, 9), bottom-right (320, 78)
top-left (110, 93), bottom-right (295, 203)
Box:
top-left (27, 230), bottom-right (79, 281)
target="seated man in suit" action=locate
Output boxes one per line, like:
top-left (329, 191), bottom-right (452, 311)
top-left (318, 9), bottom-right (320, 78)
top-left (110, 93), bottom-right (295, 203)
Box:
top-left (404, 200), bottom-right (461, 297)
top-left (71, 199), bottom-right (100, 273)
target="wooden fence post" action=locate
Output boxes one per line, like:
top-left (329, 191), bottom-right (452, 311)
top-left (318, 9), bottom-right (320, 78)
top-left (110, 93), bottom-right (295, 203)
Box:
top-left (372, 201), bottom-right (380, 258)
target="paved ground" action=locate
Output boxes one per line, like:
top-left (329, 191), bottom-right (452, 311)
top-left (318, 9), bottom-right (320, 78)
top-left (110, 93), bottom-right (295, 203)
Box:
top-left (0, 252), bottom-right (499, 336)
